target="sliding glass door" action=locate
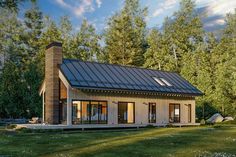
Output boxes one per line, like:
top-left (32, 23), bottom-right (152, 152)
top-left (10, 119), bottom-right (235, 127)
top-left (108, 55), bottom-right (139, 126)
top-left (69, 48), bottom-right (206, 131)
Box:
top-left (169, 104), bottom-right (180, 123)
top-left (72, 100), bottom-right (107, 124)
top-left (118, 102), bottom-right (135, 124)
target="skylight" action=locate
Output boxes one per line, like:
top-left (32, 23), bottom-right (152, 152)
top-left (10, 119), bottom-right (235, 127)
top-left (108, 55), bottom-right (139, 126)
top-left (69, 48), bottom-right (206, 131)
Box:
top-left (153, 77), bottom-right (165, 86)
top-left (160, 78), bottom-right (172, 86)
top-left (153, 77), bottom-right (172, 87)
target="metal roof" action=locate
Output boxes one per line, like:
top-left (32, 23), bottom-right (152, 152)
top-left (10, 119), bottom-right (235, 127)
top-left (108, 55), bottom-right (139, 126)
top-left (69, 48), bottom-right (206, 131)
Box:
top-left (60, 59), bottom-right (203, 96)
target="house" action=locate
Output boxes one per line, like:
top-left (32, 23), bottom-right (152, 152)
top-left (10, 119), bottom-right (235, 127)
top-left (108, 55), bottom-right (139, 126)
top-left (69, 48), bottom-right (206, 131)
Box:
top-left (39, 42), bottom-right (203, 127)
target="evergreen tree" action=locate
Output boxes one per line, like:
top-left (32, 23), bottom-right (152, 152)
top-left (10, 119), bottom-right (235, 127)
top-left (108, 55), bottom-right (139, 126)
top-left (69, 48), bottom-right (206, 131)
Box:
top-left (105, 13), bottom-right (135, 65)
top-left (212, 10), bottom-right (236, 116)
top-left (69, 19), bottom-right (101, 61)
top-left (105, 0), bottom-right (147, 66)
top-left (144, 29), bottom-right (175, 71)
top-left (22, 2), bottom-right (44, 117)
top-left (0, 9), bottom-right (26, 118)
top-left (164, 0), bottom-right (204, 72)
top-left (59, 16), bottom-right (73, 58)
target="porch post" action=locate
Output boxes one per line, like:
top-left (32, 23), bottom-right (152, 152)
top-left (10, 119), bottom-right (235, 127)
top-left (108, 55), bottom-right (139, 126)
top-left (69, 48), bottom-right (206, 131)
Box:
top-left (42, 92), bottom-right (45, 122)
top-left (67, 87), bottom-right (72, 126)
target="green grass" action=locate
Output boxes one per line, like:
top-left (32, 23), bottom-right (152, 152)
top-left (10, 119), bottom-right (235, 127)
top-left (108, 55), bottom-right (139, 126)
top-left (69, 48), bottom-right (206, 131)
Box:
top-left (0, 126), bottom-right (236, 157)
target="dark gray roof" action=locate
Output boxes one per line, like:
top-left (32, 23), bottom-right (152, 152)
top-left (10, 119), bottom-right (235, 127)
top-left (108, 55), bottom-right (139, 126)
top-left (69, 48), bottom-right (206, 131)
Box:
top-left (60, 59), bottom-right (203, 96)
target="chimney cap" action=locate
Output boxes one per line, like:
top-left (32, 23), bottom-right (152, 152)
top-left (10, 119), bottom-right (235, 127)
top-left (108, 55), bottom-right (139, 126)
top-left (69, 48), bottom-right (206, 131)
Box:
top-left (46, 41), bottom-right (62, 49)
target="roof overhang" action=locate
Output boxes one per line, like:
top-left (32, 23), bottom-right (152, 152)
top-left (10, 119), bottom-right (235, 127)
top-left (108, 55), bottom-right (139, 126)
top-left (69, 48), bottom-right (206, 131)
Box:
top-left (74, 86), bottom-right (203, 98)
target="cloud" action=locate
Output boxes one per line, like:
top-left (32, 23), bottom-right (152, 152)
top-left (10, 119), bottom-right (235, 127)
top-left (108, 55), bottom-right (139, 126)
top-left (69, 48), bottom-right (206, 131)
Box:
top-left (96, 0), bottom-right (102, 8)
top-left (55, 0), bottom-right (100, 18)
top-left (196, 0), bottom-right (236, 16)
top-left (152, 0), bottom-right (178, 17)
top-left (196, 0), bottom-right (236, 32)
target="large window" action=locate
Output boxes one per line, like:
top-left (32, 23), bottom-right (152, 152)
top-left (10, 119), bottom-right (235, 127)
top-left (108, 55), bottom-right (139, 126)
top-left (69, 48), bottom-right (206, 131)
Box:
top-left (118, 102), bottom-right (135, 124)
top-left (169, 104), bottom-right (180, 123)
top-left (149, 103), bottom-right (156, 123)
top-left (72, 100), bottom-right (107, 124)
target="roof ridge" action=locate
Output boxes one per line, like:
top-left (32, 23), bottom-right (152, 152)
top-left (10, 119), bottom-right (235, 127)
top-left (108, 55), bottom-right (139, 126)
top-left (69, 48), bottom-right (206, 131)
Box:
top-left (62, 58), bottom-right (179, 74)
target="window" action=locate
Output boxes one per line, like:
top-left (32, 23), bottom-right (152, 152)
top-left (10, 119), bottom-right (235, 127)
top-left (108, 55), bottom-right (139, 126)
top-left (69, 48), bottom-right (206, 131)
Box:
top-left (149, 103), bottom-right (156, 123)
top-left (118, 102), bottom-right (135, 124)
top-left (169, 104), bottom-right (180, 123)
top-left (153, 77), bottom-right (172, 86)
top-left (188, 104), bottom-right (191, 123)
top-left (72, 100), bottom-right (108, 124)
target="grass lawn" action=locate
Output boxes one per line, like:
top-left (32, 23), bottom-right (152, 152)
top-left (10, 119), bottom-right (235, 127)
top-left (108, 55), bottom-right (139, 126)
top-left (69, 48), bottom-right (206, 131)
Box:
top-left (0, 126), bottom-right (236, 157)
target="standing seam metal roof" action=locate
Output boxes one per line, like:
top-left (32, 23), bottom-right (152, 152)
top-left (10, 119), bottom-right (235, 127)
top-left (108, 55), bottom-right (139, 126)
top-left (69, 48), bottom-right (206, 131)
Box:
top-left (60, 58), bottom-right (203, 96)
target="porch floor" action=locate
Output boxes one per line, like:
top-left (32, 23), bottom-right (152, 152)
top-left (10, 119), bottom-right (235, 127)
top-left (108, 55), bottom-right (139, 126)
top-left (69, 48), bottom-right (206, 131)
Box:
top-left (16, 123), bottom-right (200, 130)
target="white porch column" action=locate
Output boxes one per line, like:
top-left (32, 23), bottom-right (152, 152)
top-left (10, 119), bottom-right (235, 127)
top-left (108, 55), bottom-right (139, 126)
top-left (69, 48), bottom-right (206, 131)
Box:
top-left (42, 92), bottom-right (45, 122)
top-left (67, 87), bottom-right (72, 126)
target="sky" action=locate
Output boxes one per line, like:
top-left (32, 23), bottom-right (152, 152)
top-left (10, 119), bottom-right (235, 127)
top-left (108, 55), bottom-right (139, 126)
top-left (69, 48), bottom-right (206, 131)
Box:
top-left (20, 0), bottom-right (236, 33)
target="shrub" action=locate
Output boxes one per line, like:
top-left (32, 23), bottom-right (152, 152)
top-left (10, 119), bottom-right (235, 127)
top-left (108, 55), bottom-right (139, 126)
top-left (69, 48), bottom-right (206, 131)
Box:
top-left (200, 119), bottom-right (205, 125)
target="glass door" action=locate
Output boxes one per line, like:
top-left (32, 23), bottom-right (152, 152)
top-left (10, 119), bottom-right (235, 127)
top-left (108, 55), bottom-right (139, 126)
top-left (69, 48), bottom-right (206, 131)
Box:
top-left (118, 102), bottom-right (134, 124)
top-left (149, 103), bottom-right (156, 123)
top-left (169, 104), bottom-right (180, 123)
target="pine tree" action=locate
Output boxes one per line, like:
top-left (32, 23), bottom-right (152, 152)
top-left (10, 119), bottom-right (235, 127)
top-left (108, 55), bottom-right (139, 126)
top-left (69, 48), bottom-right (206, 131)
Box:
top-left (164, 0), bottom-right (204, 72)
top-left (105, 13), bottom-right (135, 65)
top-left (0, 9), bottom-right (26, 118)
top-left (105, 0), bottom-right (147, 66)
top-left (144, 29), bottom-right (175, 71)
top-left (22, 2), bottom-right (44, 117)
top-left (212, 10), bottom-right (236, 116)
top-left (68, 19), bottom-right (101, 61)
top-left (59, 16), bottom-right (73, 58)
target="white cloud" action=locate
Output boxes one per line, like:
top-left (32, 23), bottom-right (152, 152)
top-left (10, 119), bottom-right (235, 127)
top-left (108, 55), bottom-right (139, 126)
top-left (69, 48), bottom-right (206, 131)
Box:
top-left (152, 0), bottom-right (178, 17)
top-left (204, 18), bottom-right (225, 28)
top-left (96, 0), bottom-right (102, 8)
top-left (196, 0), bottom-right (236, 16)
top-left (55, 0), bottom-right (98, 18)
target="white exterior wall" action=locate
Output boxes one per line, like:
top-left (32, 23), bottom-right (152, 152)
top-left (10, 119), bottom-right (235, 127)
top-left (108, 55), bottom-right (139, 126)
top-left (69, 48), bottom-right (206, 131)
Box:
top-left (69, 89), bottom-right (196, 125)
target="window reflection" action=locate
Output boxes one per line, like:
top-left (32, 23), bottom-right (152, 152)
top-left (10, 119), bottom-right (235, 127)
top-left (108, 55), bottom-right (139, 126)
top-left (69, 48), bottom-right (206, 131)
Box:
top-left (72, 101), bottom-right (107, 124)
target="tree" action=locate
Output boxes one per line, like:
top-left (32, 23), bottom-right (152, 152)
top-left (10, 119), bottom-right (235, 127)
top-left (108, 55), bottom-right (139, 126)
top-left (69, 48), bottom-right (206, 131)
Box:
top-left (0, 9), bottom-right (26, 118)
top-left (59, 16), bottom-right (73, 58)
top-left (21, 3), bottom-right (44, 117)
top-left (68, 19), bottom-right (101, 61)
top-left (144, 29), bottom-right (175, 71)
top-left (164, 0), bottom-right (204, 72)
top-left (211, 10), bottom-right (236, 116)
top-left (0, 0), bottom-right (35, 12)
top-left (105, 0), bottom-right (147, 66)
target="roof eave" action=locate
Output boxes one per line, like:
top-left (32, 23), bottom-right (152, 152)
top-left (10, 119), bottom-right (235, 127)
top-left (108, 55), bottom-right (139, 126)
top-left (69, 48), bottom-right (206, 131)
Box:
top-left (72, 86), bottom-right (203, 97)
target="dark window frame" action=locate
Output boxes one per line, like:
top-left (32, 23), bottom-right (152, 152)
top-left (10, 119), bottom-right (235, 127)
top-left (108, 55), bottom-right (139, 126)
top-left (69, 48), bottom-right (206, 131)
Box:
top-left (72, 100), bottom-right (108, 125)
top-left (118, 101), bottom-right (135, 124)
top-left (148, 103), bottom-right (156, 123)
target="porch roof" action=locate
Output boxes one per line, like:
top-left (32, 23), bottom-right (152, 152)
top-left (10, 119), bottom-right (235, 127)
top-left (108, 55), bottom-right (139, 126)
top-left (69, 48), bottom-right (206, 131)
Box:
top-left (60, 59), bottom-right (203, 96)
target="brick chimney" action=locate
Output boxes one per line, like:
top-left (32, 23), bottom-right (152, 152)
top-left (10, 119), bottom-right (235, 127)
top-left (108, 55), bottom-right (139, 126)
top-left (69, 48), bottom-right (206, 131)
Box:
top-left (45, 42), bottom-right (62, 124)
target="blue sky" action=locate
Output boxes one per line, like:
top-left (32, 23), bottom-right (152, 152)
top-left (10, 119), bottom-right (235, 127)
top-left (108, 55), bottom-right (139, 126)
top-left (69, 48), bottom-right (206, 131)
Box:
top-left (21, 0), bottom-right (236, 33)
